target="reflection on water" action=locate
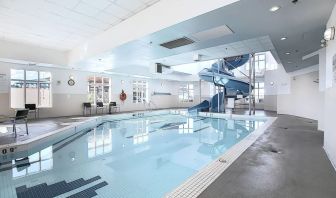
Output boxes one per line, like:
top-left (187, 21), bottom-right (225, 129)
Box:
top-left (133, 120), bottom-right (149, 145)
top-left (12, 146), bottom-right (53, 178)
top-left (179, 118), bottom-right (194, 134)
top-left (2, 114), bottom-right (265, 198)
top-left (88, 128), bottom-right (112, 158)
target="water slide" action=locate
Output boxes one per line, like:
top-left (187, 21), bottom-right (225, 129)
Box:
top-left (188, 54), bottom-right (252, 113)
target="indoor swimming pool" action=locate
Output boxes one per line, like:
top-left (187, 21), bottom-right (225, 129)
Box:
top-left (0, 113), bottom-right (265, 198)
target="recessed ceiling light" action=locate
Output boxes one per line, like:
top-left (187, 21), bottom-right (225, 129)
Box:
top-left (270, 6), bottom-right (280, 12)
top-left (288, 61), bottom-right (292, 64)
top-left (280, 37), bottom-right (287, 40)
top-left (285, 52), bottom-right (291, 55)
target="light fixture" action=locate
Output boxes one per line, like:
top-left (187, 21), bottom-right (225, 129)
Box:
top-left (324, 27), bottom-right (335, 41)
top-left (280, 37), bottom-right (287, 41)
top-left (285, 52), bottom-right (291, 55)
top-left (288, 61), bottom-right (292, 64)
top-left (270, 6), bottom-right (280, 12)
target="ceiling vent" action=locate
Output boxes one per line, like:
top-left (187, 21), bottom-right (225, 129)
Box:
top-left (160, 37), bottom-right (195, 49)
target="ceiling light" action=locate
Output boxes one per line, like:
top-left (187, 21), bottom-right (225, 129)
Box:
top-left (324, 27), bottom-right (335, 41)
top-left (270, 6), bottom-right (280, 12)
top-left (280, 37), bottom-right (287, 40)
top-left (288, 61), bottom-right (292, 64)
top-left (285, 52), bottom-right (291, 55)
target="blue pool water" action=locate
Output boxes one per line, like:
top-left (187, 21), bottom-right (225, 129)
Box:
top-left (0, 114), bottom-right (264, 198)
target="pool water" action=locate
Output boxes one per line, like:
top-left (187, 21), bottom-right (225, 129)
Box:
top-left (0, 114), bottom-right (264, 198)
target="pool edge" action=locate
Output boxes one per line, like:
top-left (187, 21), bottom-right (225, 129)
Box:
top-left (165, 114), bottom-right (277, 198)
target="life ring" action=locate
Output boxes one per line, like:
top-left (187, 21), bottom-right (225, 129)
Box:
top-left (119, 90), bottom-right (127, 101)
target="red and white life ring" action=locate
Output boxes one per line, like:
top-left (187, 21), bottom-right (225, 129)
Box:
top-left (119, 90), bottom-right (127, 101)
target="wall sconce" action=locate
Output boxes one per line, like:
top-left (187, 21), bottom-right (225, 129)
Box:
top-left (324, 27), bottom-right (335, 41)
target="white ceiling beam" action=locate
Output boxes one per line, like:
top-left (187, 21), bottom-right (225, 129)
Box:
top-left (0, 39), bottom-right (68, 66)
top-left (302, 50), bottom-right (320, 60)
top-left (68, 0), bottom-right (239, 64)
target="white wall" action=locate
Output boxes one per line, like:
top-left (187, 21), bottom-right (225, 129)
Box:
top-left (323, 4), bottom-right (336, 169)
top-left (0, 62), bottom-right (204, 118)
top-left (277, 71), bottom-right (323, 120)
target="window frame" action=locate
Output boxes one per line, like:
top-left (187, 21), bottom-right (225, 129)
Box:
top-left (132, 80), bottom-right (148, 104)
top-left (88, 76), bottom-right (111, 105)
top-left (254, 82), bottom-right (265, 103)
top-left (179, 83), bottom-right (194, 103)
top-left (10, 69), bottom-right (52, 108)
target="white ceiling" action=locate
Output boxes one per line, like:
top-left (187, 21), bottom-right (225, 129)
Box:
top-left (0, 0), bottom-right (160, 51)
top-left (78, 35), bottom-right (276, 74)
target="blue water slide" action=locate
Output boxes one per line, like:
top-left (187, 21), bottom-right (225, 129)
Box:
top-left (188, 100), bottom-right (210, 113)
top-left (188, 54), bottom-right (253, 113)
top-left (211, 92), bottom-right (225, 113)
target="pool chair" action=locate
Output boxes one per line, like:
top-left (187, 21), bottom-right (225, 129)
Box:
top-left (96, 102), bottom-right (105, 114)
top-left (83, 103), bottom-right (92, 116)
top-left (109, 102), bottom-right (120, 114)
top-left (25, 104), bottom-right (38, 119)
top-left (10, 109), bottom-right (29, 138)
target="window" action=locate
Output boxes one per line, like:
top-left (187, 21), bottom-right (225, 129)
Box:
top-left (245, 53), bottom-right (266, 72)
top-left (10, 69), bottom-right (52, 108)
top-left (179, 83), bottom-right (194, 102)
top-left (209, 84), bottom-right (223, 96)
top-left (88, 76), bottom-right (110, 104)
top-left (254, 82), bottom-right (264, 103)
top-left (132, 80), bottom-right (148, 103)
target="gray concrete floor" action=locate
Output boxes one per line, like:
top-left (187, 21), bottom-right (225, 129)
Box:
top-left (198, 115), bottom-right (336, 198)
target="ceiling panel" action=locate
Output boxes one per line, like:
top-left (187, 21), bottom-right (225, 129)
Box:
top-left (0, 0), bottom-right (161, 50)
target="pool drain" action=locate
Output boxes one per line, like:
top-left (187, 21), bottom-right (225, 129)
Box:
top-left (270, 148), bottom-right (282, 154)
top-left (218, 158), bottom-right (227, 163)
